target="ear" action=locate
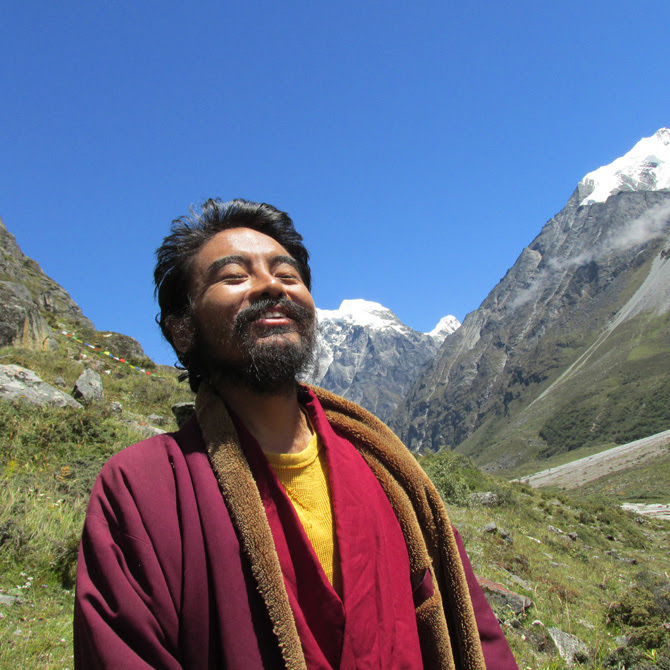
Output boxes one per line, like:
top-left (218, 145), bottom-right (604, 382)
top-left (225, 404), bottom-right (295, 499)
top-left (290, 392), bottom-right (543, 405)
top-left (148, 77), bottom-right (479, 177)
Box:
top-left (166, 315), bottom-right (195, 354)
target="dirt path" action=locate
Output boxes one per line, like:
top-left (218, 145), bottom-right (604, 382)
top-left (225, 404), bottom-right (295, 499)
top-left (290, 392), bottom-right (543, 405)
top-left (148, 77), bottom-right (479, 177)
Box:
top-left (517, 428), bottom-right (670, 490)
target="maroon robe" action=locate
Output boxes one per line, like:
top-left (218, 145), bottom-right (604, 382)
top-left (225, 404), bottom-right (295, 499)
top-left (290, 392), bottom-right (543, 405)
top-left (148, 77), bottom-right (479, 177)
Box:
top-left (232, 387), bottom-right (424, 669)
top-left (74, 389), bottom-right (517, 669)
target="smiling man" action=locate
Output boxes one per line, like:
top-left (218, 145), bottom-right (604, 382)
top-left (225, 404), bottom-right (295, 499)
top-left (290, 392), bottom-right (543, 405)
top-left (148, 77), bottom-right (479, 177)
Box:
top-left (73, 199), bottom-right (517, 669)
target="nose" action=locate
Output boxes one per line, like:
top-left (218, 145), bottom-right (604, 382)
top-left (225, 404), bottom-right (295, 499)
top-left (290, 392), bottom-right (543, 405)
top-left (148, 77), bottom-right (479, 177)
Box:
top-left (249, 268), bottom-right (286, 300)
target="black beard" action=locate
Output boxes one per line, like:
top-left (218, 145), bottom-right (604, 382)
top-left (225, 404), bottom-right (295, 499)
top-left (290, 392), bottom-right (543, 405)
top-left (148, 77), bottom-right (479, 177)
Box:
top-left (192, 298), bottom-right (316, 395)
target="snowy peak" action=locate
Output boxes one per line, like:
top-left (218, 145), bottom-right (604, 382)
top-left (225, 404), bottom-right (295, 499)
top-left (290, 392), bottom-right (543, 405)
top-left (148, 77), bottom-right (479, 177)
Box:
top-left (427, 315), bottom-right (461, 342)
top-left (578, 128), bottom-right (670, 206)
top-left (317, 299), bottom-right (460, 339)
top-left (316, 299), bottom-right (408, 334)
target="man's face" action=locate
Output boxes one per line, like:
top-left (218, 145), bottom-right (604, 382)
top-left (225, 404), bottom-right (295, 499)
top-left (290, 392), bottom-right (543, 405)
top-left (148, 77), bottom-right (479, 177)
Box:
top-left (180, 227), bottom-right (316, 392)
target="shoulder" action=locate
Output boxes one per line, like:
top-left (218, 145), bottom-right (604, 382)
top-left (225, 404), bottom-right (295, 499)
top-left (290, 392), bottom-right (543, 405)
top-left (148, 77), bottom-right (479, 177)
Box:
top-left (99, 416), bottom-right (202, 477)
top-left (303, 385), bottom-right (434, 487)
top-left (304, 385), bottom-right (410, 455)
top-left (88, 417), bottom-right (205, 516)
top-left (303, 385), bottom-right (398, 438)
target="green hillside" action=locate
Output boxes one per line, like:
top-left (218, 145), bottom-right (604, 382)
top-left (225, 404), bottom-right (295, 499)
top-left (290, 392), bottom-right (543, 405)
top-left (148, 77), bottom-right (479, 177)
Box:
top-left (457, 307), bottom-right (670, 482)
top-left (1, 338), bottom-right (669, 669)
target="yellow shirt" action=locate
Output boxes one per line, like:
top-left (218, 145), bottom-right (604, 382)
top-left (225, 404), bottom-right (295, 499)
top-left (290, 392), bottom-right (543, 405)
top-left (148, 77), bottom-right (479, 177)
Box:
top-left (264, 422), bottom-right (342, 595)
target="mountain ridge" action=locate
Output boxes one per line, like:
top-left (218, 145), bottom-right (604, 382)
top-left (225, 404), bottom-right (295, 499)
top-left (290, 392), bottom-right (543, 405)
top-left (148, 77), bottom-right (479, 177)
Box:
top-left (305, 298), bottom-right (459, 421)
top-left (392, 129), bottom-right (670, 473)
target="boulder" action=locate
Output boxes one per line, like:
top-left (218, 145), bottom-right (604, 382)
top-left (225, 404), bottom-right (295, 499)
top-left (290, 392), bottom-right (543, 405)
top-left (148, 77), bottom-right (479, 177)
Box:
top-left (73, 368), bottom-right (104, 404)
top-left (469, 491), bottom-right (499, 506)
top-left (547, 627), bottom-right (589, 666)
top-left (0, 281), bottom-right (56, 350)
top-left (97, 331), bottom-right (150, 362)
top-left (477, 576), bottom-right (532, 615)
top-left (0, 594), bottom-right (22, 607)
top-left (172, 402), bottom-right (196, 428)
top-left (0, 364), bottom-right (82, 409)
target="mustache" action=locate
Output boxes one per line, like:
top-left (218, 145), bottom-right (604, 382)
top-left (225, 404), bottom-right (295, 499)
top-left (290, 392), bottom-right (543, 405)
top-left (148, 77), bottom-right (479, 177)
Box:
top-left (234, 298), bottom-right (314, 333)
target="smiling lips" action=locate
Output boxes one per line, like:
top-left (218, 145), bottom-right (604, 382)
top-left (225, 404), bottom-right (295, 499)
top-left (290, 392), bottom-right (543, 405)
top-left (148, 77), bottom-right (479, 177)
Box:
top-left (234, 298), bottom-right (314, 336)
top-left (254, 310), bottom-right (293, 326)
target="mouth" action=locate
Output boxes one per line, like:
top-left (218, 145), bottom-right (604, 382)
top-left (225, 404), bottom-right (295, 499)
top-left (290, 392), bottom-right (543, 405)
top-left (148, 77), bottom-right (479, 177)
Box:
top-left (253, 310), bottom-right (293, 327)
top-left (235, 298), bottom-right (314, 338)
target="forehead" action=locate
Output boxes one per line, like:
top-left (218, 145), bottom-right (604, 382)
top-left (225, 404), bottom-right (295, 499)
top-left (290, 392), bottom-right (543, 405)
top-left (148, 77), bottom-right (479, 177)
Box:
top-left (191, 227), bottom-right (292, 275)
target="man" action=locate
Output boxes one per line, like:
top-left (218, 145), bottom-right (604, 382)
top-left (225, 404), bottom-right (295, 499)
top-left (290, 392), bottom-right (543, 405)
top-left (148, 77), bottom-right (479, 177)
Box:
top-left (74, 198), bottom-right (517, 669)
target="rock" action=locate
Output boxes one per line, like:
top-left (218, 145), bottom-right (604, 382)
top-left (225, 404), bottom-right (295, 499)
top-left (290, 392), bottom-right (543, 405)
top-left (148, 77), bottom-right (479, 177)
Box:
top-left (483, 522), bottom-right (498, 533)
top-left (148, 414), bottom-right (166, 426)
top-left (477, 576), bottom-right (532, 615)
top-left (98, 332), bottom-right (151, 364)
top-left (470, 491), bottom-right (499, 506)
top-left (0, 216), bottom-right (93, 330)
top-left (126, 420), bottom-right (165, 438)
top-left (567, 531), bottom-right (579, 541)
top-left (0, 594), bottom-right (22, 606)
top-left (0, 364), bottom-right (82, 409)
top-left (109, 402), bottom-right (123, 415)
top-left (54, 376), bottom-right (66, 387)
top-left (73, 368), bottom-right (104, 404)
top-left (604, 549), bottom-right (637, 564)
top-left (499, 527), bottom-right (512, 541)
top-left (0, 281), bottom-right (57, 350)
top-left (547, 626), bottom-right (589, 666)
top-left (172, 402), bottom-right (196, 428)
top-left (509, 575), bottom-right (532, 591)
top-left (548, 525), bottom-right (564, 535)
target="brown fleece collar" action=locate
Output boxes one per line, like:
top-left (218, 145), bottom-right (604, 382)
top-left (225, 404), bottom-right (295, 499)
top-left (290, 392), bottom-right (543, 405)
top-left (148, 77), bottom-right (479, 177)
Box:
top-left (196, 382), bottom-right (485, 670)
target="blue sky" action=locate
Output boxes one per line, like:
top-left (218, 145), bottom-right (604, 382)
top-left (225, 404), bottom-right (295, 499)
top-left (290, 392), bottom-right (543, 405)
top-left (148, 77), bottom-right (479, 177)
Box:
top-left (2, 1), bottom-right (669, 364)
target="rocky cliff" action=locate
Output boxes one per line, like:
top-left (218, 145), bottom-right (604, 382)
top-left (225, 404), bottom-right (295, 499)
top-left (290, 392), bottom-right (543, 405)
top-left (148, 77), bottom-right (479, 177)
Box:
top-left (0, 216), bottom-right (150, 362)
top-left (0, 216), bottom-right (95, 349)
top-left (392, 129), bottom-right (670, 471)
top-left (303, 299), bottom-right (459, 422)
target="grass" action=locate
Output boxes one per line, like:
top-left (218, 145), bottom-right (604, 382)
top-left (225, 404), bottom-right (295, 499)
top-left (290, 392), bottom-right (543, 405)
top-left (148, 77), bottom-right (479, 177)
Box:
top-left (1, 339), bottom-right (669, 668)
top-left (0, 332), bottom-right (194, 668)
top-left (419, 450), bottom-right (670, 669)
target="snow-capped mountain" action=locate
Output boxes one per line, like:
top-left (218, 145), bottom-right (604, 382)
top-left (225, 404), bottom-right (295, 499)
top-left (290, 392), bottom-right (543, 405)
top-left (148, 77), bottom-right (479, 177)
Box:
top-left (578, 128), bottom-right (670, 206)
top-left (393, 129), bottom-right (670, 470)
top-left (302, 299), bottom-right (459, 422)
top-left (427, 314), bottom-right (462, 341)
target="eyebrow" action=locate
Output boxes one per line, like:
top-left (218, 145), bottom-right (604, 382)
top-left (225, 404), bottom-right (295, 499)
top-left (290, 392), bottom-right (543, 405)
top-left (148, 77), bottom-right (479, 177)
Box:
top-left (203, 254), bottom-right (301, 284)
top-left (203, 255), bottom-right (245, 283)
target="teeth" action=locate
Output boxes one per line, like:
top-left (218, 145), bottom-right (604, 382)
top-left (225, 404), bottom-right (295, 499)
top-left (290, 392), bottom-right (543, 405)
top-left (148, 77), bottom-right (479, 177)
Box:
top-left (261, 311), bottom-right (284, 318)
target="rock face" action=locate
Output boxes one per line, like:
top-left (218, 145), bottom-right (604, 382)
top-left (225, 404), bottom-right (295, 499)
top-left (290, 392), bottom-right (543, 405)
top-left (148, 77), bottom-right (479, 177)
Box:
top-left (0, 281), bottom-right (55, 350)
top-left (73, 368), bottom-right (104, 404)
top-left (0, 364), bottom-right (82, 408)
top-left (547, 627), bottom-right (589, 666)
top-left (0, 216), bottom-right (92, 348)
top-left (96, 331), bottom-right (151, 363)
top-left (303, 300), bottom-right (459, 422)
top-left (393, 129), bottom-right (670, 469)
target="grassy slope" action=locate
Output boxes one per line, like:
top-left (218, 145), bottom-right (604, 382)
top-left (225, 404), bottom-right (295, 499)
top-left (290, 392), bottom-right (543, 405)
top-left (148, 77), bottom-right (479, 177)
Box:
top-left (0, 337), bottom-right (193, 668)
top-left (1, 341), bottom-right (669, 669)
top-left (454, 234), bottom-right (670, 479)
top-left (458, 311), bottom-right (670, 483)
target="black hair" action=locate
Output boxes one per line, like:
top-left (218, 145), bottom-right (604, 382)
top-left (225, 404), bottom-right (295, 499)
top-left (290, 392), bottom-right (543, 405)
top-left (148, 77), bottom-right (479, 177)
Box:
top-left (154, 198), bottom-right (311, 389)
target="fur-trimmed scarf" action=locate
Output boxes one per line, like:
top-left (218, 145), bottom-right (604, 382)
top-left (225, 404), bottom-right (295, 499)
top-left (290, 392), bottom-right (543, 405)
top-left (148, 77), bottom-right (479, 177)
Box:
top-left (196, 382), bottom-right (486, 670)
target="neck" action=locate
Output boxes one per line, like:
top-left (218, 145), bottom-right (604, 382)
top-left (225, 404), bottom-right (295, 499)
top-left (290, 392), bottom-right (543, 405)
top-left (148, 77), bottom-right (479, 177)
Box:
top-left (215, 381), bottom-right (311, 454)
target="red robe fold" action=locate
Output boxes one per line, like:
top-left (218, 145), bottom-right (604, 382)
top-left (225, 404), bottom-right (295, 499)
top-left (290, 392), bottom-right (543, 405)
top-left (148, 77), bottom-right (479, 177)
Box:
top-left (74, 386), bottom-right (517, 669)
top-left (232, 387), bottom-right (424, 669)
